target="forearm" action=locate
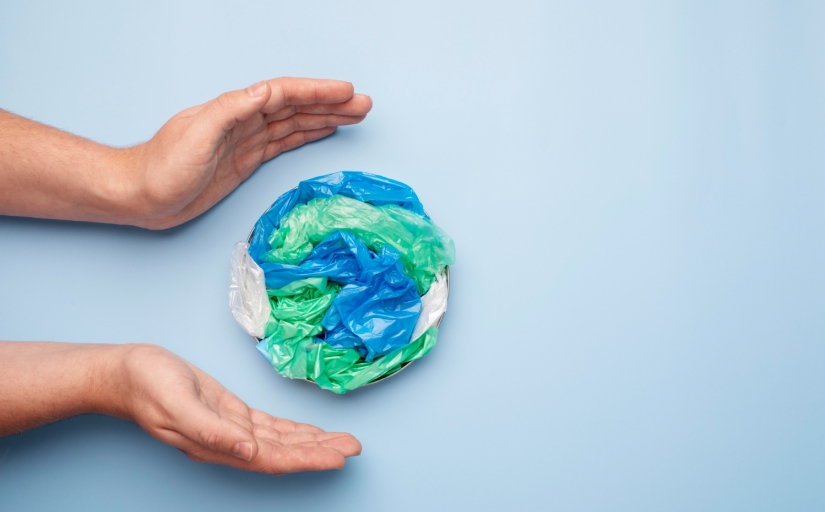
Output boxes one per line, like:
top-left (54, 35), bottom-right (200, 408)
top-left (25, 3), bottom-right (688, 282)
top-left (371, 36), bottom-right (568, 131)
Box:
top-left (0, 341), bottom-right (362, 472)
top-left (1, 79), bottom-right (371, 230)
top-left (0, 341), bottom-right (127, 437)
top-left (0, 109), bottom-right (145, 225)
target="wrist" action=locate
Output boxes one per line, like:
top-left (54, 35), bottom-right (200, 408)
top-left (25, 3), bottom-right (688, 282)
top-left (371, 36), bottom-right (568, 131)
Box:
top-left (98, 143), bottom-right (157, 228)
top-left (0, 342), bottom-right (138, 436)
top-left (0, 110), bottom-right (170, 227)
top-left (82, 343), bottom-right (135, 420)
top-left (107, 142), bottom-right (184, 231)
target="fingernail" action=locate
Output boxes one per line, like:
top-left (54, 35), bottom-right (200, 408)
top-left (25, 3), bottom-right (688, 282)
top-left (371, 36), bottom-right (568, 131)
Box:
top-left (247, 81), bottom-right (267, 98)
top-left (233, 441), bottom-right (254, 461)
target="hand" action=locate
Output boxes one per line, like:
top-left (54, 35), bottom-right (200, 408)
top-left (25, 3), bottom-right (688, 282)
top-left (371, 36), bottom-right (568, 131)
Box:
top-left (129, 77), bottom-right (372, 229)
top-left (1, 77), bottom-right (367, 226)
top-left (113, 344), bottom-right (361, 474)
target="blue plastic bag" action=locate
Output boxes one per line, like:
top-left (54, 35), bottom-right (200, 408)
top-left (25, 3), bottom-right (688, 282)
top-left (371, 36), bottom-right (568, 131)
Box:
top-left (259, 230), bottom-right (364, 289)
top-left (261, 231), bottom-right (422, 360)
top-left (320, 240), bottom-right (421, 361)
top-left (249, 171), bottom-right (427, 263)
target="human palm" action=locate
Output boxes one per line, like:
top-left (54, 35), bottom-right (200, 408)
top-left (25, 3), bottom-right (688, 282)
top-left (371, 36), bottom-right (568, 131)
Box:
top-left (134, 77), bottom-right (372, 229)
top-left (119, 344), bottom-right (360, 473)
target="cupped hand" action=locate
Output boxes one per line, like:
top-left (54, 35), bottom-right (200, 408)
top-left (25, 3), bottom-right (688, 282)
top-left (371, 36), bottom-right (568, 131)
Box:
top-left (128, 77), bottom-right (372, 229)
top-left (112, 344), bottom-right (361, 474)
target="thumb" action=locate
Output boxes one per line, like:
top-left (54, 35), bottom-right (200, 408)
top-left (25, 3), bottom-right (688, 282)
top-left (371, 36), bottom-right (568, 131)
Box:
top-left (176, 402), bottom-right (260, 461)
top-left (196, 81), bottom-right (271, 146)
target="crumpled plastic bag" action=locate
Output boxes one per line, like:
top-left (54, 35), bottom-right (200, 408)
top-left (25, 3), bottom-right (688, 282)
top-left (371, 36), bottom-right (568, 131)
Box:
top-left (259, 277), bottom-right (340, 379)
top-left (249, 171), bottom-right (428, 263)
top-left (229, 242), bottom-right (271, 338)
top-left (262, 231), bottom-right (421, 361)
top-left (261, 194), bottom-right (455, 294)
top-left (259, 229), bottom-right (377, 290)
top-left (257, 326), bottom-right (439, 394)
top-left (411, 270), bottom-right (449, 340)
top-left (319, 240), bottom-right (421, 361)
top-left (265, 277), bottom-right (340, 339)
top-left (236, 171), bottom-right (453, 393)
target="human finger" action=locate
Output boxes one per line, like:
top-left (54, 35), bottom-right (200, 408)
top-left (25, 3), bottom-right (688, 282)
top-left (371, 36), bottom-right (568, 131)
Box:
top-left (166, 395), bottom-right (259, 461)
top-left (259, 442), bottom-right (348, 474)
top-left (302, 433), bottom-right (361, 456)
top-left (262, 429), bottom-right (361, 457)
top-left (250, 409), bottom-right (325, 433)
top-left (191, 81), bottom-right (272, 147)
top-left (252, 424), bottom-right (360, 450)
top-left (263, 77), bottom-right (355, 113)
top-left (267, 113), bottom-right (365, 141)
top-left (174, 435), bottom-right (351, 474)
top-left (265, 94), bottom-right (373, 122)
top-left (262, 127), bottom-right (337, 161)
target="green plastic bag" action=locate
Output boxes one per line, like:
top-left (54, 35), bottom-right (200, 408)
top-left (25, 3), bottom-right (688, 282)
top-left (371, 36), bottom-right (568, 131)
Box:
top-left (261, 195), bottom-right (455, 294)
top-left (256, 275), bottom-right (440, 393)
top-left (261, 277), bottom-right (340, 380)
top-left (306, 327), bottom-right (439, 393)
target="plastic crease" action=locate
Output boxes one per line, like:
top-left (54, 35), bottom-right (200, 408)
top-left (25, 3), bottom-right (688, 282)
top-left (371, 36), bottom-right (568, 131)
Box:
top-left (229, 242), bottom-right (271, 338)
top-left (412, 271), bottom-right (449, 340)
top-left (233, 172), bottom-right (454, 393)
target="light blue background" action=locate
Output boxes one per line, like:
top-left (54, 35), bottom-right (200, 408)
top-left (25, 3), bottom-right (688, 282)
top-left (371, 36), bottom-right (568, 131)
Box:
top-left (1, 1), bottom-right (824, 510)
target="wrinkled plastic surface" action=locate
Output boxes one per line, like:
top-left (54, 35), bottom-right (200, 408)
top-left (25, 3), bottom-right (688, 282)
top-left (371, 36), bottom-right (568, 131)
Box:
top-left (257, 326), bottom-right (439, 394)
top-left (249, 171), bottom-right (427, 263)
top-left (262, 231), bottom-right (421, 361)
top-left (411, 270), bottom-right (449, 340)
top-left (259, 229), bottom-right (378, 289)
top-left (259, 277), bottom-right (340, 378)
top-left (319, 237), bottom-right (421, 361)
top-left (229, 242), bottom-right (271, 338)
top-left (238, 171), bottom-right (453, 393)
top-left (262, 195), bottom-right (455, 294)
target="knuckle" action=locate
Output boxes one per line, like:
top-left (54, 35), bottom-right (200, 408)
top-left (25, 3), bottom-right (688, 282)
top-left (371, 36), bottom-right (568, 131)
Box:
top-left (202, 428), bottom-right (222, 451)
top-left (128, 343), bottom-right (168, 360)
top-left (215, 92), bottom-right (235, 111)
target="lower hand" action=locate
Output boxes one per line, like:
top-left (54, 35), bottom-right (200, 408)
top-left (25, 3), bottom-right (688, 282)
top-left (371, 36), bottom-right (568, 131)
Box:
top-left (110, 344), bottom-right (361, 474)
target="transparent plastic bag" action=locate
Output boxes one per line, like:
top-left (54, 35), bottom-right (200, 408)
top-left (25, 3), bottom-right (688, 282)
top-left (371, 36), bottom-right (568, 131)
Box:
top-left (228, 242), bottom-right (271, 338)
top-left (411, 270), bottom-right (449, 340)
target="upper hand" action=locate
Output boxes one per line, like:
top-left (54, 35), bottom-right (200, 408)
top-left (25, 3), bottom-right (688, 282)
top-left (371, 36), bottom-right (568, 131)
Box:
top-left (111, 344), bottom-right (361, 474)
top-left (126, 77), bottom-right (372, 229)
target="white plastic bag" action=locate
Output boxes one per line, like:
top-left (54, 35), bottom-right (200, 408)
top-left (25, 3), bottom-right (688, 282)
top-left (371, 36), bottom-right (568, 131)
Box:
top-left (229, 242), bottom-right (271, 338)
top-left (411, 270), bottom-right (449, 340)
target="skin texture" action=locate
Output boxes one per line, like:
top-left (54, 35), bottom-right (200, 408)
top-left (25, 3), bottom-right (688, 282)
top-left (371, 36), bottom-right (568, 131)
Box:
top-left (0, 342), bottom-right (362, 474)
top-left (0, 77), bottom-right (371, 473)
top-left (0, 77), bottom-right (372, 228)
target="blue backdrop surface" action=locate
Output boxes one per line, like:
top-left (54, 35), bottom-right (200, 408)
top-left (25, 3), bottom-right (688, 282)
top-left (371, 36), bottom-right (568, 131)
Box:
top-left (1, 1), bottom-right (825, 510)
